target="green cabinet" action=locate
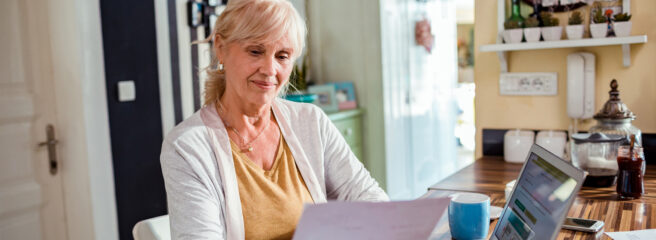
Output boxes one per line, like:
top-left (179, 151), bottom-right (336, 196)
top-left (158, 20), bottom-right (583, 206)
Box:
top-left (327, 109), bottom-right (364, 161)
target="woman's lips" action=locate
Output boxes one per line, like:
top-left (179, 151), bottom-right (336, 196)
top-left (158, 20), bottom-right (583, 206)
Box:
top-left (250, 80), bottom-right (277, 90)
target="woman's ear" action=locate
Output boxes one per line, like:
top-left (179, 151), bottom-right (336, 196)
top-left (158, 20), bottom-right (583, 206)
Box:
top-left (213, 35), bottom-right (225, 62)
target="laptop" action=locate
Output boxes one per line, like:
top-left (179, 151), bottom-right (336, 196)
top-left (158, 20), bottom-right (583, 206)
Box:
top-left (491, 144), bottom-right (585, 240)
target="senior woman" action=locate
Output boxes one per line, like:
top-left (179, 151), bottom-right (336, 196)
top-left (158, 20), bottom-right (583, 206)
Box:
top-left (160, 0), bottom-right (388, 239)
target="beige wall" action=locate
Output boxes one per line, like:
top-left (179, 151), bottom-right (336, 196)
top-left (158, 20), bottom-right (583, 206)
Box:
top-left (474, 0), bottom-right (656, 158)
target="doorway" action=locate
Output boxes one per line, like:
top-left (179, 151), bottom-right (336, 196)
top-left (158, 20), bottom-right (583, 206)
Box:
top-left (380, 0), bottom-right (475, 199)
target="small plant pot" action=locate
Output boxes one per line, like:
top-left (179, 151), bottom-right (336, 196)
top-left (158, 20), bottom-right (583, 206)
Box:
top-left (566, 25), bottom-right (584, 40)
top-left (613, 21), bottom-right (632, 37)
top-left (590, 23), bottom-right (608, 38)
top-left (503, 29), bottom-right (523, 44)
top-left (541, 26), bottom-right (562, 41)
top-left (523, 27), bottom-right (541, 42)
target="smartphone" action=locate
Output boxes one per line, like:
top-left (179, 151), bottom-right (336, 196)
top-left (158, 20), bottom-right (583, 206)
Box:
top-left (562, 217), bottom-right (604, 232)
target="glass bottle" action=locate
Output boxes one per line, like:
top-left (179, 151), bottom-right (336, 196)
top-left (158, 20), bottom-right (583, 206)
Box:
top-left (589, 79), bottom-right (642, 146)
top-left (509, 0), bottom-right (525, 27)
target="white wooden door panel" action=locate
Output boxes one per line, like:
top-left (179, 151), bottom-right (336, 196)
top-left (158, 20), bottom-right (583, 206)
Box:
top-left (0, 211), bottom-right (41, 240)
top-left (0, 0), bottom-right (68, 239)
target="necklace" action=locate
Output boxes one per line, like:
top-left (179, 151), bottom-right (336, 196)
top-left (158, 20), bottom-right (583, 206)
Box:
top-left (217, 101), bottom-right (270, 152)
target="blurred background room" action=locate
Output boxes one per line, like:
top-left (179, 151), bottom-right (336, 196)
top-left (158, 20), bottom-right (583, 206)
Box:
top-left (2, 0), bottom-right (655, 239)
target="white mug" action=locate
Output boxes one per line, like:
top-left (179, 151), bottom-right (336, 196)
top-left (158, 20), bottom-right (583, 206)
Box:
top-left (504, 129), bottom-right (534, 163)
top-left (536, 130), bottom-right (567, 158)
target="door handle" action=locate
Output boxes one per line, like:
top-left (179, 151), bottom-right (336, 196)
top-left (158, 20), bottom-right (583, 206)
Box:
top-left (38, 124), bottom-right (58, 175)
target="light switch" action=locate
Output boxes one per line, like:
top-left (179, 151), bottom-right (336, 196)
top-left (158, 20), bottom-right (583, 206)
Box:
top-left (117, 80), bottom-right (136, 102)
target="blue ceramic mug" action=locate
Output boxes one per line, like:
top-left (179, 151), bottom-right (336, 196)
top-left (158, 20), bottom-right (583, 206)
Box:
top-left (448, 193), bottom-right (490, 240)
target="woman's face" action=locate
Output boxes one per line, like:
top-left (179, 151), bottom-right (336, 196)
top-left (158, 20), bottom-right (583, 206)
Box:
top-left (217, 37), bottom-right (295, 106)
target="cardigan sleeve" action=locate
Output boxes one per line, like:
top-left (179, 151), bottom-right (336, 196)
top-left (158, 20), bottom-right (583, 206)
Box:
top-left (318, 109), bottom-right (390, 202)
top-left (161, 137), bottom-right (227, 240)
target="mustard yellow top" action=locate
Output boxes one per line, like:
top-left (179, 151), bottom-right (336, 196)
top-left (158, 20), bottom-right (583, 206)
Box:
top-left (230, 136), bottom-right (314, 240)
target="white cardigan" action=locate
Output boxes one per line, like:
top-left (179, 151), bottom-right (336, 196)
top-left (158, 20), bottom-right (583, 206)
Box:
top-left (160, 98), bottom-right (389, 240)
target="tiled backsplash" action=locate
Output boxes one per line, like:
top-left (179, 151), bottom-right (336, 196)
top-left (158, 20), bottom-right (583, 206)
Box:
top-left (482, 128), bottom-right (655, 165)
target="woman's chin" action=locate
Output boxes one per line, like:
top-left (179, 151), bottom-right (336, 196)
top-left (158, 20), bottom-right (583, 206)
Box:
top-left (245, 93), bottom-right (277, 106)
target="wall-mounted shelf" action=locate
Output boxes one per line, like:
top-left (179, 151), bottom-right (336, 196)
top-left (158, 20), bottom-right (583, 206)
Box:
top-left (481, 35), bottom-right (647, 52)
top-left (485, 0), bottom-right (645, 72)
top-left (481, 35), bottom-right (648, 71)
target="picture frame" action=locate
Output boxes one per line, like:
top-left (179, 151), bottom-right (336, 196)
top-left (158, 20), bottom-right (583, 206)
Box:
top-left (187, 2), bottom-right (204, 28)
top-left (308, 84), bottom-right (339, 113)
top-left (331, 82), bottom-right (357, 110)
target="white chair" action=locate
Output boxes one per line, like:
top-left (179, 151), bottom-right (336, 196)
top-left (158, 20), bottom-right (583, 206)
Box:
top-left (132, 215), bottom-right (171, 240)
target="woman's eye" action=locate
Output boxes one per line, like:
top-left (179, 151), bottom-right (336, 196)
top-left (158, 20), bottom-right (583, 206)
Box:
top-left (249, 50), bottom-right (263, 55)
top-left (277, 55), bottom-right (289, 60)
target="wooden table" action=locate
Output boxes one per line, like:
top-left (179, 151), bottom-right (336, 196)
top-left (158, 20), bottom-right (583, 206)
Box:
top-left (424, 157), bottom-right (656, 240)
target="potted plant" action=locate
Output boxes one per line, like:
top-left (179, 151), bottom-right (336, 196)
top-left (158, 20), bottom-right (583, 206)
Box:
top-left (613, 12), bottom-right (632, 37)
top-left (590, 8), bottom-right (608, 38)
top-left (523, 17), bottom-right (541, 42)
top-left (540, 12), bottom-right (562, 41)
top-left (503, 19), bottom-right (523, 44)
top-left (566, 11), bottom-right (584, 40)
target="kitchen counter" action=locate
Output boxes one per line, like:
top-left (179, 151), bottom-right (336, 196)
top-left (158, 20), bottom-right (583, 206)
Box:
top-left (424, 157), bottom-right (656, 239)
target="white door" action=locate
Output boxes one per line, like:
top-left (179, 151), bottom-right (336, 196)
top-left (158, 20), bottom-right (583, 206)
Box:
top-left (0, 0), bottom-right (68, 239)
top-left (381, 0), bottom-right (414, 200)
top-left (381, 0), bottom-right (459, 199)
top-left (407, 0), bottom-right (459, 198)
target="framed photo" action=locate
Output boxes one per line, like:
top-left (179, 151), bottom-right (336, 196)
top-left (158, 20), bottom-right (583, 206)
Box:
top-left (332, 82), bottom-right (357, 110)
top-left (187, 2), bottom-right (204, 28)
top-left (308, 84), bottom-right (339, 113)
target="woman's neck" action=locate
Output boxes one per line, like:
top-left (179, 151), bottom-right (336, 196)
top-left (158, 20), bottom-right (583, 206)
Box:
top-left (218, 93), bottom-right (272, 131)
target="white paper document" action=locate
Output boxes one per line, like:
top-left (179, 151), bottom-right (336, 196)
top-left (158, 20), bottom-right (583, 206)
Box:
top-left (605, 229), bottom-right (656, 240)
top-left (293, 197), bottom-right (450, 240)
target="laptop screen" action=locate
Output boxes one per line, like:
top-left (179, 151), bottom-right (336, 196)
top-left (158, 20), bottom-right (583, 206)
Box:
top-left (493, 152), bottom-right (580, 240)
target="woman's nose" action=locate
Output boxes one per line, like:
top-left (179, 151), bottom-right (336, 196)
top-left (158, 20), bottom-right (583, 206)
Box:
top-left (259, 57), bottom-right (276, 76)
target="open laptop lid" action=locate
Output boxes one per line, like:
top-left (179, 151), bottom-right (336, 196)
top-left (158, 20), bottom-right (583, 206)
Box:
top-left (491, 144), bottom-right (585, 240)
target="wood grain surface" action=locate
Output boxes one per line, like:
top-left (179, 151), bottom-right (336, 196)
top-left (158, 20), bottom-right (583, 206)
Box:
top-left (424, 157), bottom-right (656, 240)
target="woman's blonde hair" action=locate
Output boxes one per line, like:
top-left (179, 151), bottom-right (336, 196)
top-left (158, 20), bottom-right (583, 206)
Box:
top-left (202, 0), bottom-right (307, 106)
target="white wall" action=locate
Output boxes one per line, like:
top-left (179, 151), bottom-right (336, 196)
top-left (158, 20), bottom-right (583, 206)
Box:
top-left (154, 0), bottom-right (177, 136)
top-left (307, 0), bottom-right (387, 188)
top-left (47, 0), bottom-right (119, 239)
